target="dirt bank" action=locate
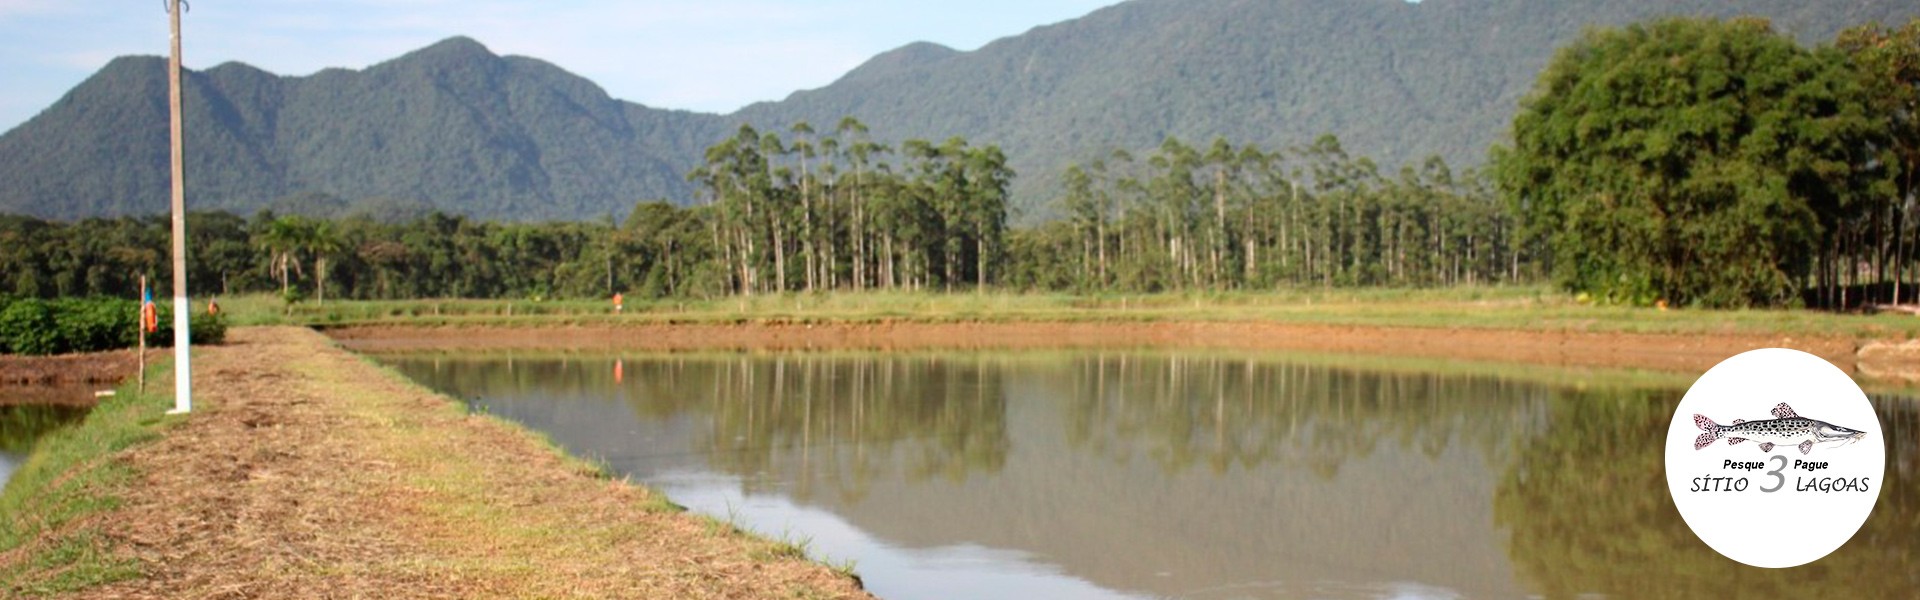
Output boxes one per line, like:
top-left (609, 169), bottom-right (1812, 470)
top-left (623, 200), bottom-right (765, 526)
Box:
top-left (0, 349), bottom-right (160, 387)
top-left (5, 327), bottom-right (868, 598)
top-left (0, 349), bottom-right (163, 406)
top-left (326, 321), bottom-right (1872, 380)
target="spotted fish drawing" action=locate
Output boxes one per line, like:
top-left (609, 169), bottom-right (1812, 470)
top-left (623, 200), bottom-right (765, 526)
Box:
top-left (1693, 402), bottom-right (1867, 455)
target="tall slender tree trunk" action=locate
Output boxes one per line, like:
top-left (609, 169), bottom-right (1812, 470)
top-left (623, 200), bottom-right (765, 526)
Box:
top-left (772, 224), bottom-right (787, 293)
top-left (1213, 169), bottom-right (1226, 288)
top-left (854, 201), bottom-right (866, 290)
top-left (1097, 220), bottom-right (1109, 286)
top-left (882, 235), bottom-right (896, 289)
top-left (1889, 203), bottom-right (1904, 303)
top-left (977, 235), bottom-right (987, 289)
top-left (802, 188), bottom-right (816, 292)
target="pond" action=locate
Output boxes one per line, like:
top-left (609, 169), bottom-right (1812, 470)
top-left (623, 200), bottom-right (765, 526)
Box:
top-left (380, 350), bottom-right (1920, 599)
top-left (0, 402), bottom-right (91, 488)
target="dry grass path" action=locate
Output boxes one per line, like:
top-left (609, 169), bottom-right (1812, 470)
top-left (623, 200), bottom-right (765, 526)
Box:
top-left (58, 326), bottom-right (868, 599)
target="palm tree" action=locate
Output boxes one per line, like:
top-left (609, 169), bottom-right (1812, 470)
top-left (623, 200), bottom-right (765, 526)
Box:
top-left (256, 216), bottom-right (306, 298)
top-left (307, 221), bottom-right (343, 305)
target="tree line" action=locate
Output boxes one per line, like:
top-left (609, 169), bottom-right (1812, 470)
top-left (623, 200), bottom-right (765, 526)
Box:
top-left (1006, 135), bottom-right (1524, 292)
top-left (0, 211), bottom-right (619, 302)
top-left (689, 119), bottom-right (1011, 294)
top-left (0, 129), bottom-right (1506, 303)
top-left (0, 118), bottom-right (1024, 302)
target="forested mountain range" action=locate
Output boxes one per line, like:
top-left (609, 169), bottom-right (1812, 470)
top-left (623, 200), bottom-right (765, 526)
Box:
top-left (0, 37), bottom-right (722, 221)
top-left (1, 0), bottom-right (1914, 222)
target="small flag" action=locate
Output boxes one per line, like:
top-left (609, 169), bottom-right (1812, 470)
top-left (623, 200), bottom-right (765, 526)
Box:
top-left (141, 287), bottom-right (159, 333)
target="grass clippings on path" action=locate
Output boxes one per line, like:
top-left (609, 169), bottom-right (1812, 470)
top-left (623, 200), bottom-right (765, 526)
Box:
top-left (1, 327), bottom-right (868, 599)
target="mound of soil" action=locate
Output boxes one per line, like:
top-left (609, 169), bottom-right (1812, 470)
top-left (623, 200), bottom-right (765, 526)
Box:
top-left (0, 350), bottom-right (155, 386)
top-left (0, 349), bottom-right (162, 406)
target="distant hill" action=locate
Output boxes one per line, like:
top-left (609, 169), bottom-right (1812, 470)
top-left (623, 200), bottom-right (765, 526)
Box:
top-left (0, 37), bottom-right (724, 221)
top-left (2, 0), bottom-right (1915, 221)
top-left (738, 0), bottom-right (1920, 217)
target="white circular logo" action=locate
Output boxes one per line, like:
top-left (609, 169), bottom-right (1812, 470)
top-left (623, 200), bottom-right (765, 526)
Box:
top-left (1665, 348), bottom-right (1883, 568)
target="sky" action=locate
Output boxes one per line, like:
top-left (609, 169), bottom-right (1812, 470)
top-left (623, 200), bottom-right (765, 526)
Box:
top-left (0, 0), bottom-right (1122, 132)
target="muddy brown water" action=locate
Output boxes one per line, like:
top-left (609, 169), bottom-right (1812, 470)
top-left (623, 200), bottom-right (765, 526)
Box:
top-left (376, 349), bottom-right (1920, 600)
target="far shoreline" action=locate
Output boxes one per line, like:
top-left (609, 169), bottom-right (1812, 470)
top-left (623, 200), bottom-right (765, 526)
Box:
top-left (322, 320), bottom-right (1916, 385)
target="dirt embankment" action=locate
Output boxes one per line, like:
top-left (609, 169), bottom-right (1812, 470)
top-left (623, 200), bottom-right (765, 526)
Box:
top-left (30, 327), bottom-right (868, 598)
top-left (326, 321), bottom-right (1883, 379)
top-left (0, 349), bottom-right (164, 406)
top-left (0, 350), bottom-right (159, 386)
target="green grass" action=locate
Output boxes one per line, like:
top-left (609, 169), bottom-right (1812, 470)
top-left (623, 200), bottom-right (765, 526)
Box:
top-left (218, 285), bottom-right (1920, 339)
top-left (0, 363), bottom-right (179, 595)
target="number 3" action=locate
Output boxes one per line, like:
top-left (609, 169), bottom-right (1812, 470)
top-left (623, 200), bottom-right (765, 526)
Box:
top-left (1759, 454), bottom-right (1787, 493)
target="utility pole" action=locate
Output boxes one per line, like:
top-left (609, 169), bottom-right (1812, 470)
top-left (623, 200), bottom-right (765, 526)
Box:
top-left (165, 0), bottom-right (193, 414)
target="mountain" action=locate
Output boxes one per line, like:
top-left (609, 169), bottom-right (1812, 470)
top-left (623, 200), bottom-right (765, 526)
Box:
top-left (0, 37), bottom-right (724, 221)
top-left (737, 0), bottom-right (1920, 216)
top-left (2, 0), bottom-right (1916, 222)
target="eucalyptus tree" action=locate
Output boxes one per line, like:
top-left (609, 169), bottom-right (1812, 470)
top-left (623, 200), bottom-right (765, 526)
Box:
top-left (835, 117), bottom-right (886, 290)
top-left (963, 143), bottom-right (1013, 288)
top-left (789, 121), bottom-right (821, 291)
top-left (691, 125), bottom-right (775, 295)
top-left (1062, 164), bottom-right (1104, 288)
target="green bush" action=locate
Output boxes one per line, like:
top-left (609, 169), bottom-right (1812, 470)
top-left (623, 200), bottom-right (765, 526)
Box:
top-left (0, 299), bottom-right (61, 355)
top-left (0, 297), bottom-right (226, 355)
top-left (188, 307), bottom-right (226, 346)
top-left (52, 298), bottom-right (137, 354)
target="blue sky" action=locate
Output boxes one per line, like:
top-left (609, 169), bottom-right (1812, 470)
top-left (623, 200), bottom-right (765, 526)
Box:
top-left (0, 0), bottom-right (1122, 132)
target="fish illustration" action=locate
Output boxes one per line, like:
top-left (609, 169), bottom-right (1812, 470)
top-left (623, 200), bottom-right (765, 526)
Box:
top-left (1693, 402), bottom-right (1867, 455)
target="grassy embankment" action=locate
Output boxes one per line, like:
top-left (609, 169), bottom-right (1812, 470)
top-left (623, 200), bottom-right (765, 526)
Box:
top-left (0, 330), bottom-right (868, 597)
top-left (0, 364), bottom-right (172, 593)
top-left (221, 285), bottom-right (1920, 339)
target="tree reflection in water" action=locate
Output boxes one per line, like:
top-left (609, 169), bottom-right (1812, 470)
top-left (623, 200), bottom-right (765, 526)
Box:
top-left (1055, 352), bottom-right (1548, 477)
top-left (0, 403), bottom-right (90, 455)
top-left (402, 352), bottom-right (1011, 504)
top-left (386, 350), bottom-right (1920, 598)
top-left (1496, 390), bottom-right (1920, 598)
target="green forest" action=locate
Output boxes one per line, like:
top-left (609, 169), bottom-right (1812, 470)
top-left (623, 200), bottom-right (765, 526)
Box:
top-left (0, 17), bottom-right (1914, 313)
top-left (0, 125), bottom-right (1512, 305)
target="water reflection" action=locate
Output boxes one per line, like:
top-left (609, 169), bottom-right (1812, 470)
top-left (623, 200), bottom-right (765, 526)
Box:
top-left (421, 354), bottom-right (1010, 504)
top-left (1054, 355), bottom-right (1545, 477)
top-left (384, 351), bottom-right (1918, 600)
top-left (0, 403), bottom-right (90, 488)
top-left (1497, 390), bottom-right (1920, 599)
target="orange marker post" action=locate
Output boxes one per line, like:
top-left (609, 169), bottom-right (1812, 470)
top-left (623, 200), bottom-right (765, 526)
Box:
top-left (138, 276), bottom-right (148, 393)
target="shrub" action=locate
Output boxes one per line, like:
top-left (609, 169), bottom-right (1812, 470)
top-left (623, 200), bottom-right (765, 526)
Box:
top-left (0, 299), bottom-right (62, 355)
top-left (52, 298), bottom-right (137, 353)
top-left (0, 296), bottom-right (226, 355)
